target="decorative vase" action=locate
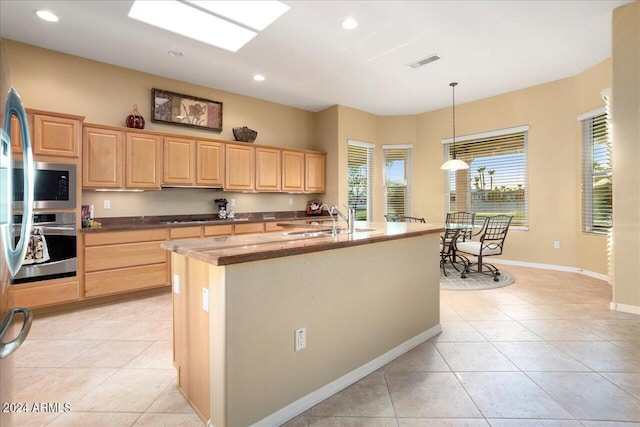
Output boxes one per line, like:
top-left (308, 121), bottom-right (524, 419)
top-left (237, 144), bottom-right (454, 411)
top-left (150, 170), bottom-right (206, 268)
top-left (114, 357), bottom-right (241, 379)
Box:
top-left (126, 104), bottom-right (145, 129)
top-left (232, 126), bottom-right (257, 143)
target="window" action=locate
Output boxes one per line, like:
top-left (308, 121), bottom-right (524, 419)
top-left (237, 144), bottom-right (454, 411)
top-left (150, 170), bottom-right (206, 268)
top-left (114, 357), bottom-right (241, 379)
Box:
top-left (347, 140), bottom-right (374, 221)
top-left (580, 108), bottom-right (611, 234)
top-left (383, 145), bottom-right (412, 216)
top-left (444, 126), bottom-right (528, 227)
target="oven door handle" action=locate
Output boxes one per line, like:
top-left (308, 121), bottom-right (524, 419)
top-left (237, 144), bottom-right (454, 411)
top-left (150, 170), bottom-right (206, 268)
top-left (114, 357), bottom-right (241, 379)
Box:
top-left (0, 307), bottom-right (33, 359)
top-left (13, 225), bottom-right (76, 236)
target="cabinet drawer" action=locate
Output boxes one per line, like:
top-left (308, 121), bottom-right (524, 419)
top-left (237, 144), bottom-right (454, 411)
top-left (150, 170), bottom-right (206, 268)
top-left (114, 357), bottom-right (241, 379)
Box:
top-left (84, 229), bottom-right (166, 246)
top-left (169, 227), bottom-right (202, 239)
top-left (265, 222), bottom-right (284, 232)
top-left (204, 224), bottom-right (233, 237)
top-left (234, 222), bottom-right (265, 234)
top-left (85, 241), bottom-right (166, 272)
top-left (9, 280), bottom-right (79, 309)
top-left (84, 264), bottom-right (167, 298)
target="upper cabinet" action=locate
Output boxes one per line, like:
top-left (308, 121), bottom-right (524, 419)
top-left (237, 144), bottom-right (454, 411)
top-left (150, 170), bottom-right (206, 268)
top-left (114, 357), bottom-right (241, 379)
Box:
top-left (83, 127), bottom-right (124, 189)
top-left (83, 126), bottom-right (161, 190)
top-left (225, 144), bottom-right (255, 191)
top-left (197, 140), bottom-right (225, 186)
top-left (33, 113), bottom-right (82, 158)
top-left (281, 150), bottom-right (305, 192)
top-left (11, 111), bottom-right (83, 158)
top-left (163, 136), bottom-right (195, 185)
top-left (255, 147), bottom-right (281, 192)
top-left (126, 132), bottom-right (163, 189)
top-left (305, 152), bottom-right (326, 193)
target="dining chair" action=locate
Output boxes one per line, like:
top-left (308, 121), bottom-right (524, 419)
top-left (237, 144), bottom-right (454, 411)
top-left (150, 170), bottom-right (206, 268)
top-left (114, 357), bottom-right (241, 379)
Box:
top-left (445, 211), bottom-right (476, 241)
top-left (384, 214), bottom-right (426, 223)
top-left (455, 215), bottom-right (513, 281)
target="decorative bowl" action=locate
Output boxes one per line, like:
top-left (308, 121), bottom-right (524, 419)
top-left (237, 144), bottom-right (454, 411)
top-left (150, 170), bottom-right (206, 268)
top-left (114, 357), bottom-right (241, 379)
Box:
top-left (232, 126), bottom-right (257, 143)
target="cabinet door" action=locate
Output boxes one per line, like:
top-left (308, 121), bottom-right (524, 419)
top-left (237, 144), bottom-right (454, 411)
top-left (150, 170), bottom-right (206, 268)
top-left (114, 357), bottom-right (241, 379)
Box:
top-left (255, 147), bottom-right (281, 192)
top-left (305, 152), bottom-right (326, 193)
top-left (126, 132), bottom-right (162, 189)
top-left (10, 115), bottom-right (25, 154)
top-left (282, 150), bottom-right (305, 192)
top-left (33, 114), bottom-right (81, 158)
top-left (196, 140), bottom-right (224, 186)
top-left (83, 127), bottom-right (124, 189)
top-left (164, 137), bottom-right (195, 185)
top-left (225, 144), bottom-right (254, 191)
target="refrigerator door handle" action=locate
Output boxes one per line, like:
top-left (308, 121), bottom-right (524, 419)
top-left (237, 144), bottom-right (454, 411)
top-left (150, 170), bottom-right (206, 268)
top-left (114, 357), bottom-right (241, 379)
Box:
top-left (0, 307), bottom-right (32, 359)
top-left (1, 88), bottom-right (34, 277)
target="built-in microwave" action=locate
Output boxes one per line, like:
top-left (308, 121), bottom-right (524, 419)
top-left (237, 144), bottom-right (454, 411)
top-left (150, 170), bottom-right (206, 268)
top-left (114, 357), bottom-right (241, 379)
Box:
top-left (13, 162), bottom-right (76, 210)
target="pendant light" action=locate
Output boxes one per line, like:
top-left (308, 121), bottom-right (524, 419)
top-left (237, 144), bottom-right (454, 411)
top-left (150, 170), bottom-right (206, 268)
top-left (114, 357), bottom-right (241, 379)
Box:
top-left (440, 82), bottom-right (469, 171)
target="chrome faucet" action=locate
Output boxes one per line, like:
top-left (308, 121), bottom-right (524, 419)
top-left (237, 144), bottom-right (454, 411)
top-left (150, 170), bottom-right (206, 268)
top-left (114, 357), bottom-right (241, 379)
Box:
top-left (330, 204), bottom-right (355, 234)
top-left (319, 204), bottom-right (337, 236)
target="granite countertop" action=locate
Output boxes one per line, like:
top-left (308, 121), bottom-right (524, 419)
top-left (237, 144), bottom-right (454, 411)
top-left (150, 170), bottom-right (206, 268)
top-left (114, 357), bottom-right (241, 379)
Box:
top-left (161, 221), bottom-right (444, 266)
top-left (81, 211), bottom-right (328, 233)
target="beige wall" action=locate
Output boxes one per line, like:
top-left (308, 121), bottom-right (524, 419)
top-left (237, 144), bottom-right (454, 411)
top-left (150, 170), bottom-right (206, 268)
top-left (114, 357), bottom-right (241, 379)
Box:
top-left (3, 40), bottom-right (318, 217)
top-left (611, 1), bottom-right (640, 311)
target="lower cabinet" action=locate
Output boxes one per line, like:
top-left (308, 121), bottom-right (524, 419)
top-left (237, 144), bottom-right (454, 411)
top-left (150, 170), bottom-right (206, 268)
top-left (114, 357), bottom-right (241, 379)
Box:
top-left (83, 229), bottom-right (168, 298)
top-left (9, 278), bottom-right (79, 309)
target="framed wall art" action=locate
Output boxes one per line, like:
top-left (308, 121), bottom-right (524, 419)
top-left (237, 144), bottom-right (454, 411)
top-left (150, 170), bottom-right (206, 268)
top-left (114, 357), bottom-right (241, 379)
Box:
top-left (151, 88), bottom-right (223, 132)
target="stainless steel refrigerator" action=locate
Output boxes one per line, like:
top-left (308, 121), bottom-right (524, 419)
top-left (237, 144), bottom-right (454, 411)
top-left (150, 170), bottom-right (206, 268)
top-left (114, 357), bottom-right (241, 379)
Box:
top-left (1, 39), bottom-right (35, 427)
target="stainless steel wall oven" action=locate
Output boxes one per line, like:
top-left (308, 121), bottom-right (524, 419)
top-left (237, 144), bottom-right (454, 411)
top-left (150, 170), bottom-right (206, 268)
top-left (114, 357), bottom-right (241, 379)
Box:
top-left (11, 212), bottom-right (77, 284)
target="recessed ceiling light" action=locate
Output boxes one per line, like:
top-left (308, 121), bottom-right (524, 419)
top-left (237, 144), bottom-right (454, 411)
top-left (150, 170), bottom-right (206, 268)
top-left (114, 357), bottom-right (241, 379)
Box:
top-left (253, 74), bottom-right (265, 82)
top-left (186, 1), bottom-right (290, 32)
top-left (168, 50), bottom-right (184, 57)
top-left (128, 0), bottom-right (257, 52)
top-left (35, 10), bottom-right (59, 22)
top-left (342, 17), bottom-right (358, 30)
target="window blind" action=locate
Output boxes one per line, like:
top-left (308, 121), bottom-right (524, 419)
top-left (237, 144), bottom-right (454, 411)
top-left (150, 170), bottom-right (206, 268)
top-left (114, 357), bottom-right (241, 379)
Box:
top-left (347, 140), bottom-right (374, 221)
top-left (383, 146), bottom-right (411, 216)
top-left (581, 111), bottom-right (611, 234)
top-left (444, 129), bottom-right (528, 227)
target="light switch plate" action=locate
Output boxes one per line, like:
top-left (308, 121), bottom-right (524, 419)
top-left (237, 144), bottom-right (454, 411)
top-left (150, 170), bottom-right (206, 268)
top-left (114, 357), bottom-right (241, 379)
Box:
top-left (173, 274), bottom-right (180, 294)
top-left (202, 288), bottom-right (209, 312)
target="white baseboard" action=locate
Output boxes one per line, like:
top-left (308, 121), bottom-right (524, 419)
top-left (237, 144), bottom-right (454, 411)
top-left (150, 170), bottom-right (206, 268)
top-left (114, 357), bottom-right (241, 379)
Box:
top-left (610, 302), bottom-right (640, 315)
top-left (250, 323), bottom-right (443, 427)
top-left (488, 258), bottom-right (610, 282)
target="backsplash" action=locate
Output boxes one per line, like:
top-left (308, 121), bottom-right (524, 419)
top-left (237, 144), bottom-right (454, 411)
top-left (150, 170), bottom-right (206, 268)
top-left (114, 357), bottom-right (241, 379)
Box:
top-left (82, 188), bottom-right (319, 218)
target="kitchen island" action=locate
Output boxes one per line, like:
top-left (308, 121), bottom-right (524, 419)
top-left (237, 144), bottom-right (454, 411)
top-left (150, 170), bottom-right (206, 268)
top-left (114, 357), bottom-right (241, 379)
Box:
top-left (162, 221), bottom-right (444, 427)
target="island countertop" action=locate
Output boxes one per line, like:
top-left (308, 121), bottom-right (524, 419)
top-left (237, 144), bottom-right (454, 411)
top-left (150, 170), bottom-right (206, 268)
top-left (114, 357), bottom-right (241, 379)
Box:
top-left (161, 221), bottom-right (444, 266)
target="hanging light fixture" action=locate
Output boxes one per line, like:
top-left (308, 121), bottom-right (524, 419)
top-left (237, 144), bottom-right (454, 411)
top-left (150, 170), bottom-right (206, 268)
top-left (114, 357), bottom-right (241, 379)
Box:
top-left (440, 82), bottom-right (469, 171)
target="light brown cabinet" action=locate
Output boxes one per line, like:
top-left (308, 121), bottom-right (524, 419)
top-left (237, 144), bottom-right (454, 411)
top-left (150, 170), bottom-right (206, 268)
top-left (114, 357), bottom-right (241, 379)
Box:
top-left (83, 126), bottom-right (162, 190)
top-left (305, 152), bottom-right (326, 193)
top-left (225, 144), bottom-right (255, 191)
top-left (32, 113), bottom-right (82, 158)
top-left (282, 150), bottom-right (305, 192)
top-left (196, 140), bottom-right (225, 186)
top-left (255, 147), bottom-right (281, 192)
top-left (163, 136), bottom-right (195, 185)
top-left (9, 115), bottom-right (25, 154)
top-left (83, 127), bottom-right (124, 189)
top-left (125, 132), bottom-right (163, 189)
top-left (83, 229), bottom-right (168, 298)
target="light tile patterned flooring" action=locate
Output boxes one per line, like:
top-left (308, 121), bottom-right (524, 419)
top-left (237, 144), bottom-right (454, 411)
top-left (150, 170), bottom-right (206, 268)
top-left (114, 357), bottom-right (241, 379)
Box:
top-left (10, 266), bottom-right (640, 427)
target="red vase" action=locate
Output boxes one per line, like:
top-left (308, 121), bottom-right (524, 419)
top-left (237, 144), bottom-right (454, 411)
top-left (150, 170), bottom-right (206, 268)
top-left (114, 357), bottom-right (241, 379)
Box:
top-left (126, 104), bottom-right (145, 129)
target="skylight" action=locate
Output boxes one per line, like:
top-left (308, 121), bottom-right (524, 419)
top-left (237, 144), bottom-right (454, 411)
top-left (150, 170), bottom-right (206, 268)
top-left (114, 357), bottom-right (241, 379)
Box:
top-left (128, 0), bottom-right (276, 52)
top-left (186, 1), bottom-right (290, 32)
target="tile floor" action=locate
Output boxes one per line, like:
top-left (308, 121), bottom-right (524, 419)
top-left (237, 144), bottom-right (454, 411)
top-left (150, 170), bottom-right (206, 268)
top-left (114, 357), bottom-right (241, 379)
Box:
top-left (9, 265), bottom-right (640, 427)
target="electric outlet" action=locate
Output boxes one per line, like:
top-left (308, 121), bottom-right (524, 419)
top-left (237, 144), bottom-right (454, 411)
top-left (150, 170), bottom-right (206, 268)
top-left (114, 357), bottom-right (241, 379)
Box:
top-left (202, 288), bottom-right (209, 312)
top-left (173, 274), bottom-right (180, 294)
top-left (553, 241), bottom-right (560, 249)
top-left (288, 198), bottom-right (293, 206)
top-left (103, 199), bottom-right (111, 209)
top-left (230, 199), bottom-right (236, 207)
top-left (294, 328), bottom-right (306, 351)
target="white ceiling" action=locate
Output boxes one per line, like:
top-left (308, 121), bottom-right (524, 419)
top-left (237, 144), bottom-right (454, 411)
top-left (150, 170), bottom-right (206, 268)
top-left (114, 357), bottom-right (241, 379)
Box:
top-left (0, 0), bottom-right (631, 116)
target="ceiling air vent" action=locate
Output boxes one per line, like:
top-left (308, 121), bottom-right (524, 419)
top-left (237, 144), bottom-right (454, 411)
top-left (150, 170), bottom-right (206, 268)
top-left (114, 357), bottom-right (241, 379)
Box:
top-left (408, 54), bottom-right (441, 69)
